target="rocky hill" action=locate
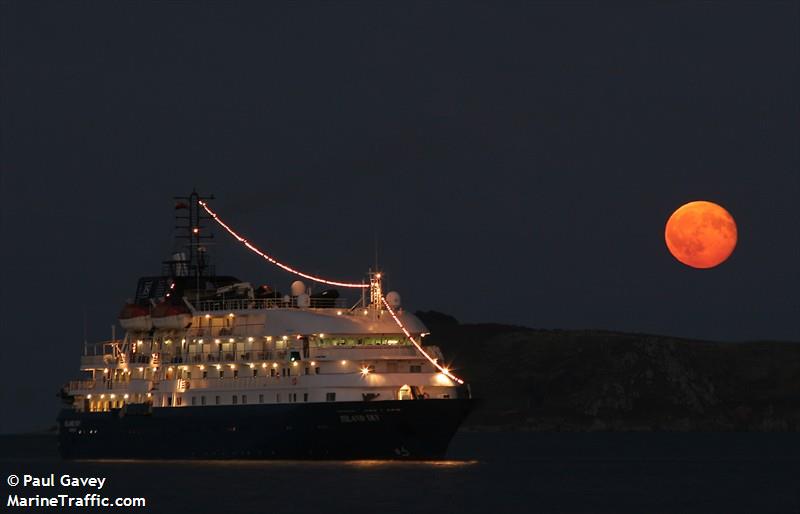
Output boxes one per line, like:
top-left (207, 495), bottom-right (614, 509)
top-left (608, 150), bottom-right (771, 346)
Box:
top-left (417, 311), bottom-right (800, 431)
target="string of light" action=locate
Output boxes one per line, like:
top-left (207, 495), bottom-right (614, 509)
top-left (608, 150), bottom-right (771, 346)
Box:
top-left (198, 201), bottom-right (369, 289)
top-left (199, 200), bottom-right (465, 385)
top-left (381, 297), bottom-right (465, 385)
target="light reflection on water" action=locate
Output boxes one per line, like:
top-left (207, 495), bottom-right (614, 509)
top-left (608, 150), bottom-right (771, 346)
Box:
top-left (344, 459), bottom-right (478, 468)
top-left (5, 433), bottom-right (800, 513)
top-left (82, 459), bottom-right (479, 468)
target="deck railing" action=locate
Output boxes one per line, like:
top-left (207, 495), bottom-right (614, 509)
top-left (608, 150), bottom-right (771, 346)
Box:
top-left (192, 297), bottom-right (348, 312)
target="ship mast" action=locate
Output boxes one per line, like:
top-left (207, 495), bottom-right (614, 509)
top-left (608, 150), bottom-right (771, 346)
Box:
top-left (173, 189), bottom-right (215, 303)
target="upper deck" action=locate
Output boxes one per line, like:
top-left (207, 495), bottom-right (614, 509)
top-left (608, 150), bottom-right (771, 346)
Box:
top-left (181, 297), bottom-right (428, 338)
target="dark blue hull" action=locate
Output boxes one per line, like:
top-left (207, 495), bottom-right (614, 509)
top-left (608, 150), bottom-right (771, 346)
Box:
top-left (57, 399), bottom-right (473, 460)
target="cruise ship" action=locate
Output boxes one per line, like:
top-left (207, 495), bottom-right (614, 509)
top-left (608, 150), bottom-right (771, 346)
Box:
top-left (58, 191), bottom-right (473, 459)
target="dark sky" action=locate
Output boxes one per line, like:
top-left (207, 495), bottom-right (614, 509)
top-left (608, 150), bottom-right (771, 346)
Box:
top-left (1, 2), bottom-right (798, 432)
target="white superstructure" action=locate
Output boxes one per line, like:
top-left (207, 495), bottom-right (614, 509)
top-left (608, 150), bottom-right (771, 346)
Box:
top-left (66, 277), bottom-right (461, 413)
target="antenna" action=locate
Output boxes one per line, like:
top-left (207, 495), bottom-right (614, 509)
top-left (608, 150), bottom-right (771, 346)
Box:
top-left (373, 226), bottom-right (379, 272)
top-left (83, 305), bottom-right (88, 356)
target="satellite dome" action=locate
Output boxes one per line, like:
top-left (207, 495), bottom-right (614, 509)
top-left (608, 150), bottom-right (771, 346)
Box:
top-left (290, 280), bottom-right (306, 296)
top-left (385, 291), bottom-right (401, 308)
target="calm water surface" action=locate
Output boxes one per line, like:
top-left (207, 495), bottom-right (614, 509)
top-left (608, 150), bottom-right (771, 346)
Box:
top-left (1, 432), bottom-right (799, 513)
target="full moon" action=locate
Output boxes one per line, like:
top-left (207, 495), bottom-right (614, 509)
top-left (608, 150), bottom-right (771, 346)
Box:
top-left (665, 201), bottom-right (737, 269)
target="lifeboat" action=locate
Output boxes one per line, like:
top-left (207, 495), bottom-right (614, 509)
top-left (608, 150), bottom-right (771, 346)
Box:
top-left (118, 303), bottom-right (152, 331)
top-left (151, 302), bottom-right (192, 330)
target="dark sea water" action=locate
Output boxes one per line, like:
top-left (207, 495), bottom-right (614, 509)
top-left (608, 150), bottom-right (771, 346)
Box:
top-left (1, 432), bottom-right (799, 513)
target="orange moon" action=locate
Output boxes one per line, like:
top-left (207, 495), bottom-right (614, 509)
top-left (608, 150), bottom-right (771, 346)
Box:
top-left (665, 201), bottom-right (737, 269)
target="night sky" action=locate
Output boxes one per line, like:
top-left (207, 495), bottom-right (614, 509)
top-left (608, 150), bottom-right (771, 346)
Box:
top-left (1, 2), bottom-right (798, 433)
